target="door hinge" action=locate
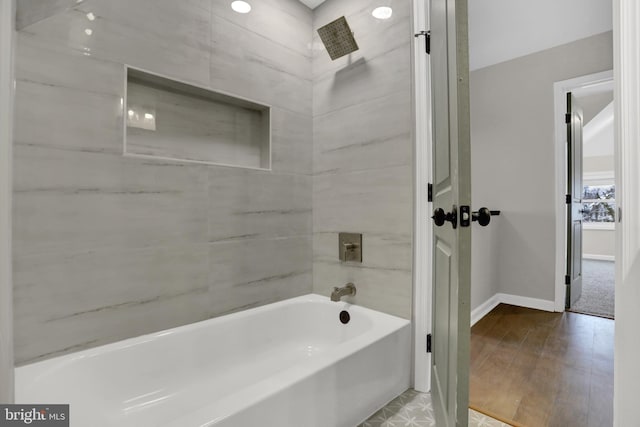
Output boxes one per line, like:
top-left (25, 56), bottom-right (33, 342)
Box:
top-left (566, 194), bottom-right (571, 204)
top-left (427, 183), bottom-right (433, 202)
top-left (415, 30), bottom-right (430, 54)
top-left (565, 275), bottom-right (571, 285)
top-left (565, 113), bottom-right (571, 124)
top-left (426, 333), bottom-right (432, 353)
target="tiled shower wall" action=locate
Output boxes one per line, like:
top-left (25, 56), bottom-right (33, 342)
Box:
top-left (13, 0), bottom-right (313, 364)
top-left (13, 0), bottom-right (414, 364)
top-left (311, 0), bottom-right (413, 318)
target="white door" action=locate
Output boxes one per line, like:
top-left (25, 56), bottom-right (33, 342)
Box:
top-left (429, 0), bottom-right (472, 426)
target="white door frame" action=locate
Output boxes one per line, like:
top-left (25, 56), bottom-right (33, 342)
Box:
top-left (613, 1), bottom-right (640, 425)
top-left (411, 0), bottom-right (432, 392)
top-left (0, 0), bottom-right (15, 403)
top-left (552, 69), bottom-right (614, 312)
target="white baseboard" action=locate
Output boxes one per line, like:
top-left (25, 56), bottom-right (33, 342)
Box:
top-left (471, 293), bottom-right (556, 326)
top-left (498, 293), bottom-right (555, 312)
top-left (470, 294), bottom-right (501, 326)
top-left (583, 254), bottom-right (615, 262)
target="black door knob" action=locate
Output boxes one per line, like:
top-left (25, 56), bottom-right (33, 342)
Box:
top-left (431, 206), bottom-right (457, 229)
top-left (472, 207), bottom-right (492, 226)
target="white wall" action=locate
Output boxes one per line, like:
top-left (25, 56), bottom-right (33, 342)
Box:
top-left (584, 228), bottom-right (615, 259)
top-left (582, 98), bottom-right (615, 260)
top-left (0, 0), bottom-right (15, 403)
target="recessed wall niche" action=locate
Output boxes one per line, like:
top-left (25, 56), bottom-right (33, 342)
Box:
top-left (125, 67), bottom-right (271, 169)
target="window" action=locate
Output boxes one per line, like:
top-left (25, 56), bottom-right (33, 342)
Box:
top-left (582, 184), bottom-right (615, 223)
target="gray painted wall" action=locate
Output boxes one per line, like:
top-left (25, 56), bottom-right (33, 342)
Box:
top-left (470, 31), bottom-right (613, 308)
top-left (311, 0), bottom-right (413, 319)
top-left (13, 0), bottom-right (314, 364)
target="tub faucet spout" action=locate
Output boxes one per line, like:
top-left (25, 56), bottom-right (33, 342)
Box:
top-left (331, 283), bottom-right (356, 302)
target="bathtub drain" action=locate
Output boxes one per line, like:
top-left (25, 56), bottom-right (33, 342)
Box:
top-left (339, 310), bottom-right (350, 324)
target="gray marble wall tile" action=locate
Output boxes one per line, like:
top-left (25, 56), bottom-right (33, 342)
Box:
top-left (21, 2), bottom-right (211, 87)
top-left (208, 168), bottom-right (312, 243)
top-left (211, 0), bottom-right (313, 59)
top-left (210, 15), bottom-right (312, 115)
top-left (313, 92), bottom-right (412, 174)
top-left (313, 165), bottom-right (412, 235)
top-left (14, 79), bottom-right (123, 154)
top-left (311, 166), bottom-right (413, 320)
top-left (14, 0), bottom-right (314, 363)
top-left (313, 44), bottom-right (411, 116)
top-left (312, 0), bottom-right (368, 26)
top-left (208, 237), bottom-right (312, 317)
top-left (14, 244), bottom-right (210, 364)
top-left (15, 33), bottom-right (123, 96)
top-left (271, 108), bottom-right (313, 175)
top-left (313, 258), bottom-right (412, 319)
top-left (314, 232), bottom-right (411, 272)
top-left (312, 0), bottom-right (413, 319)
top-left (13, 146), bottom-right (209, 257)
top-left (313, 229), bottom-right (412, 319)
top-left (16, 0), bottom-right (88, 30)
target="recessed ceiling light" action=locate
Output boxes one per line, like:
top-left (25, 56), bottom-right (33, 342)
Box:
top-left (84, 28), bottom-right (93, 36)
top-left (86, 12), bottom-right (96, 21)
top-left (231, 1), bottom-right (251, 13)
top-left (372, 6), bottom-right (392, 20)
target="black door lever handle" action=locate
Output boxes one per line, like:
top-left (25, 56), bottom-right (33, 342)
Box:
top-left (431, 206), bottom-right (458, 229)
top-left (472, 207), bottom-right (492, 226)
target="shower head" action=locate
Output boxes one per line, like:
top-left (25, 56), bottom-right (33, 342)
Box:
top-left (317, 16), bottom-right (359, 61)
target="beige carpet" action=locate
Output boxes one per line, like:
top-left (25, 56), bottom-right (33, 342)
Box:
top-left (570, 259), bottom-right (615, 318)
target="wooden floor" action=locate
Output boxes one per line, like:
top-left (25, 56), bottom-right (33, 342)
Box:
top-left (470, 304), bottom-right (614, 427)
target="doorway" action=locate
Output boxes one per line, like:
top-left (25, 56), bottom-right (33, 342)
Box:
top-left (554, 73), bottom-right (616, 319)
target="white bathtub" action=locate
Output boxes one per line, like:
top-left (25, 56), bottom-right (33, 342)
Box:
top-left (16, 294), bottom-right (411, 427)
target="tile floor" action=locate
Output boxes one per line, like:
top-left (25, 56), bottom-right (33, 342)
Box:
top-left (360, 389), bottom-right (511, 427)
